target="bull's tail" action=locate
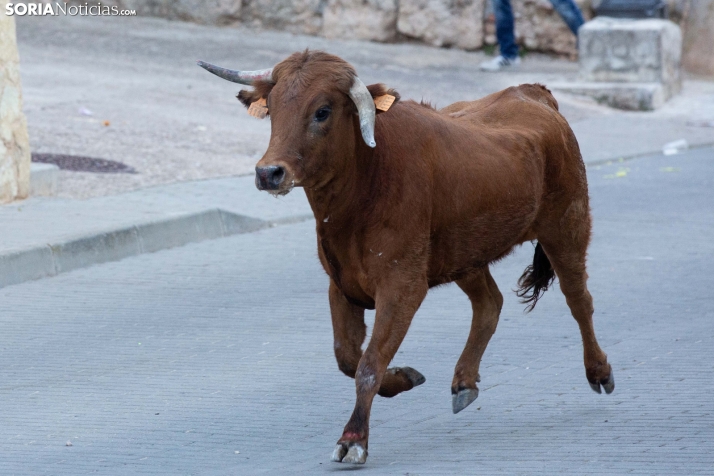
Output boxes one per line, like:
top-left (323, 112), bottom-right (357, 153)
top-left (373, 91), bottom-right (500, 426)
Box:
top-left (516, 242), bottom-right (556, 312)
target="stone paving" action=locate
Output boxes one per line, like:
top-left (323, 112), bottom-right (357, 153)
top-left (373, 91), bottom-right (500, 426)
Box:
top-left (1, 148), bottom-right (713, 474)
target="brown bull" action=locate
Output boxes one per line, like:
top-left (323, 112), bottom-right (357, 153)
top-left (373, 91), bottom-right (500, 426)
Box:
top-left (198, 50), bottom-right (614, 464)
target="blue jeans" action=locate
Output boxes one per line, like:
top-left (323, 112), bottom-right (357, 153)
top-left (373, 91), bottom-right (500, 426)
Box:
top-left (492, 0), bottom-right (585, 59)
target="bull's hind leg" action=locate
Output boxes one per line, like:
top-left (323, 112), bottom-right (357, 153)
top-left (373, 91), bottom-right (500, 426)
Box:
top-left (452, 268), bottom-right (503, 413)
top-left (329, 281), bottom-right (425, 399)
top-left (538, 202), bottom-right (614, 394)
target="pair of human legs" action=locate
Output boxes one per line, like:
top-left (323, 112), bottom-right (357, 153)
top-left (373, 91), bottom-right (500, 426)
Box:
top-left (491, 0), bottom-right (585, 60)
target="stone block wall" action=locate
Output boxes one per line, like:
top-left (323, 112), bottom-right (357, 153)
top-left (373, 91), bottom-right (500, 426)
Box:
top-left (680, 0), bottom-right (714, 76)
top-left (81, 0), bottom-right (242, 25)
top-left (61, 0), bottom-right (714, 74)
top-left (243, 0), bottom-right (324, 35)
top-left (398, 0), bottom-right (484, 50)
top-left (0, 5), bottom-right (31, 204)
top-left (323, 0), bottom-right (398, 42)
top-left (69, 0), bottom-right (592, 56)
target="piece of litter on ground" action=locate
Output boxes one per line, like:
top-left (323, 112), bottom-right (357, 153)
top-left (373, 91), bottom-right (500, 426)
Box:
top-left (78, 107), bottom-right (93, 116)
top-left (662, 139), bottom-right (688, 156)
top-left (660, 167), bottom-right (680, 172)
top-left (235, 450), bottom-right (240, 454)
top-left (604, 167), bottom-right (629, 179)
top-left (102, 120), bottom-right (111, 127)
top-left (66, 440), bottom-right (72, 446)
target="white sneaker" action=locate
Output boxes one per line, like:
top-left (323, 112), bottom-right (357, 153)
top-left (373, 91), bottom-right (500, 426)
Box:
top-left (479, 55), bottom-right (521, 72)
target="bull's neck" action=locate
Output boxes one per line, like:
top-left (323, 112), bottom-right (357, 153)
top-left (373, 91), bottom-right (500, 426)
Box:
top-left (303, 142), bottom-right (375, 228)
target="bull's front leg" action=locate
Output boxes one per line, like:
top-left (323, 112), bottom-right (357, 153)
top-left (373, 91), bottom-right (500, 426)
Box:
top-left (329, 281), bottom-right (426, 398)
top-left (331, 278), bottom-right (428, 464)
top-left (329, 281), bottom-right (367, 378)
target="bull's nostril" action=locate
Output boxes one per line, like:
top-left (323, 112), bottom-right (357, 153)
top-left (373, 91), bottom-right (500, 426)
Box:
top-left (255, 165), bottom-right (285, 190)
top-left (271, 167), bottom-right (285, 185)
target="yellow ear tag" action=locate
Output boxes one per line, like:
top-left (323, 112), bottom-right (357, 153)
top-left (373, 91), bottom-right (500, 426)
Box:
top-left (248, 98), bottom-right (268, 119)
top-left (374, 94), bottom-right (395, 112)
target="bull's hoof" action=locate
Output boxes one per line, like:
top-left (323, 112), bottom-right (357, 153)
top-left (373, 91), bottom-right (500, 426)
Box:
top-left (379, 367), bottom-right (426, 398)
top-left (452, 387), bottom-right (479, 414)
top-left (331, 444), bottom-right (346, 462)
top-left (393, 366), bottom-right (426, 387)
top-left (588, 368), bottom-right (615, 395)
top-left (331, 443), bottom-right (367, 464)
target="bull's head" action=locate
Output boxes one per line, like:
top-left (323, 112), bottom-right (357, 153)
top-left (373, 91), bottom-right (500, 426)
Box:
top-left (198, 51), bottom-right (398, 195)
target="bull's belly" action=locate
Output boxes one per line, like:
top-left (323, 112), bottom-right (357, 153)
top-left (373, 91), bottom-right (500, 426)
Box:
top-left (426, 218), bottom-right (535, 286)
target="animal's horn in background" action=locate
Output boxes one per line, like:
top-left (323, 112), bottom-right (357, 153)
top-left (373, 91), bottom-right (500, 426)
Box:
top-left (196, 60), bottom-right (273, 85)
top-left (348, 76), bottom-right (377, 148)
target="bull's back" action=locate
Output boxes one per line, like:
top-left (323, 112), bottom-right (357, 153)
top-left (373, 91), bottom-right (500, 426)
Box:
top-left (419, 85), bottom-right (581, 281)
top-left (440, 84), bottom-right (559, 127)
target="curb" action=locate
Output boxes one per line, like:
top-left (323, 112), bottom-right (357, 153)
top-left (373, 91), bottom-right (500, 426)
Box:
top-left (0, 209), bottom-right (313, 289)
top-left (584, 141), bottom-right (714, 167)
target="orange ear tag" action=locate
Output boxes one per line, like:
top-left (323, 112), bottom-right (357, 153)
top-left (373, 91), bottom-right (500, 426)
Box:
top-left (374, 94), bottom-right (396, 112)
top-left (248, 98), bottom-right (268, 119)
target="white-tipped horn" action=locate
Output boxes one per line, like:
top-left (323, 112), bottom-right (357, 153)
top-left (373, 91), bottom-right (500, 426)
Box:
top-left (197, 60), bottom-right (273, 85)
top-left (348, 76), bottom-right (376, 148)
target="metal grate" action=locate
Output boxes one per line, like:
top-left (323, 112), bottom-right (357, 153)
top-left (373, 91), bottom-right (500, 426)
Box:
top-left (31, 153), bottom-right (137, 174)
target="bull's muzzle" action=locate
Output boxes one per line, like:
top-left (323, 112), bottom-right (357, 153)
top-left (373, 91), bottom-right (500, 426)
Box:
top-left (255, 165), bottom-right (285, 191)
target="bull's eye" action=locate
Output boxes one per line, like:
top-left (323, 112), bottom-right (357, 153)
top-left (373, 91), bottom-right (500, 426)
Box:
top-left (314, 106), bottom-right (331, 122)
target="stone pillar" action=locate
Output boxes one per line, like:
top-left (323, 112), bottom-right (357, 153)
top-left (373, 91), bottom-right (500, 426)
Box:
top-left (552, 17), bottom-right (683, 110)
top-left (0, 6), bottom-right (31, 203)
top-left (579, 17), bottom-right (682, 99)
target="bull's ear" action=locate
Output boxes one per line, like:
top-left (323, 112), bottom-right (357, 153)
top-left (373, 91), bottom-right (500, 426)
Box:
top-left (237, 90), bottom-right (268, 119)
top-left (366, 84), bottom-right (400, 114)
top-left (236, 89), bottom-right (261, 109)
top-left (236, 80), bottom-right (274, 119)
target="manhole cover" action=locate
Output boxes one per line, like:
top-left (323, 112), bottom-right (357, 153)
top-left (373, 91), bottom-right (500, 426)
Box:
top-left (32, 153), bottom-right (137, 174)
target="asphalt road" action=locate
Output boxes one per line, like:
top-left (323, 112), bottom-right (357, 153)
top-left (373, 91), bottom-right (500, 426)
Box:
top-left (1, 148), bottom-right (713, 474)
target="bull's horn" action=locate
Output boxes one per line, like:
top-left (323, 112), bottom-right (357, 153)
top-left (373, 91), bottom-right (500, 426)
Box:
top-left (348, 77), bottom-right (377, 148)
top-left (197, 60), bottom-right (273, 85)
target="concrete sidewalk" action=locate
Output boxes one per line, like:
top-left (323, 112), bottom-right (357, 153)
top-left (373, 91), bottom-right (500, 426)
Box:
top-left (1, 148), bottom-right (713, 474)
top-left (0, 175), bottom-right (311, 288)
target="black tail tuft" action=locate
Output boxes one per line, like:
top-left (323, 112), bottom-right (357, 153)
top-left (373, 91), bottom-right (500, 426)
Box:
top-left (516, 242), bottom-right (556, 312)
